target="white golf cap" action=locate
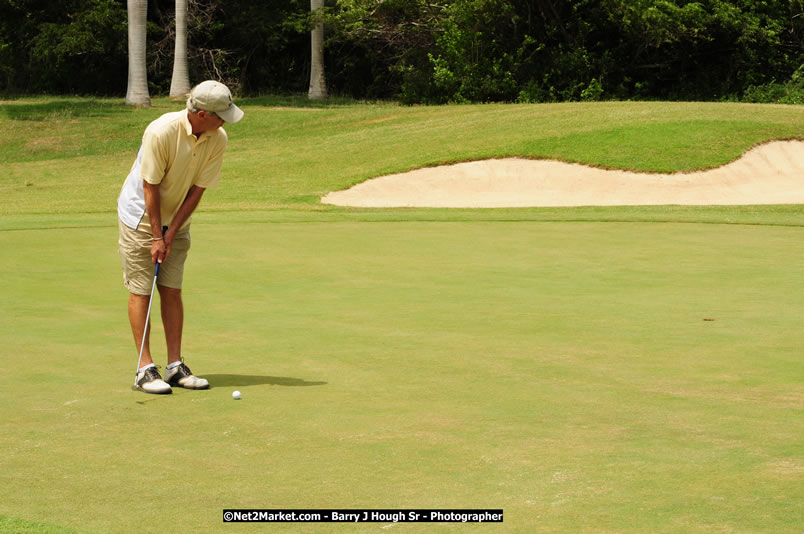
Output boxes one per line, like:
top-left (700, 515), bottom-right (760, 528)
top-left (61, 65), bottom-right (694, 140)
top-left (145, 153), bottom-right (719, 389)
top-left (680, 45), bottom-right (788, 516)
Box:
top-left (187, 80), bottom-right (244, 124)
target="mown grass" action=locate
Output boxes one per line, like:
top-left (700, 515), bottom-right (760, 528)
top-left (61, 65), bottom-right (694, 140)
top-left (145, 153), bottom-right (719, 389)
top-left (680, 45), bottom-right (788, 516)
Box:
top-left (2, 221), bottom-right (804, 533)
top-left (0, 515), bottom-right (83, 534)
top-left (0, 97), bottom-right (802, 533)
top-left (1, 98), bottom-right (802, 220)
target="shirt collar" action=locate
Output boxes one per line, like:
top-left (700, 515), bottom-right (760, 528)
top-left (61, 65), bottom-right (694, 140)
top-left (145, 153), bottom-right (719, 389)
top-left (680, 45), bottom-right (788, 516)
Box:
top-left (181, 111), bottom-right (194, 137)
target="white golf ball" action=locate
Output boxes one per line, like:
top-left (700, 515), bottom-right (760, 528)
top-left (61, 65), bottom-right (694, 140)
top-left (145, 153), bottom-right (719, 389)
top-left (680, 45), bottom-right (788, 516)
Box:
top-left (232, 390), bottom-right (241, 400)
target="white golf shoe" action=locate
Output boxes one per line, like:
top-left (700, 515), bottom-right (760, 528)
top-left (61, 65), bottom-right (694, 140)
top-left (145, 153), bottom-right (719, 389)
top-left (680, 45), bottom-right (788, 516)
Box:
top-left (135, 366), bottom-right (172, 394)
top-left (164, 362), bottom-right (209, 390)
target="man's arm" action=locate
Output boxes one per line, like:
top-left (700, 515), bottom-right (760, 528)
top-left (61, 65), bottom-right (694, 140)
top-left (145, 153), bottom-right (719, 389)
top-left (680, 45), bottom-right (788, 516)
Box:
top-left (143, 183), bottom-right (205, 264)
top-left (143, 181), bottom-right (166, 264)
top-left (163, 185), bottom-right (206, 256)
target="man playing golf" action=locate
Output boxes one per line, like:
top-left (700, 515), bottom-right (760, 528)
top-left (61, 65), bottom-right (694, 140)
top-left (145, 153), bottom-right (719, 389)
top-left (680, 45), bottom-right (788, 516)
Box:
top-left (117, 80), bottom-right (244, 394)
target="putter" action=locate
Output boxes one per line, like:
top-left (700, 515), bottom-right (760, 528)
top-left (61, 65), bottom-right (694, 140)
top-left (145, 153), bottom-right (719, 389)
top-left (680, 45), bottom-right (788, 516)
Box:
top-left (132, 262), bottom-right (160, 391)
top-left (132, 226), bottom-right (168, 391)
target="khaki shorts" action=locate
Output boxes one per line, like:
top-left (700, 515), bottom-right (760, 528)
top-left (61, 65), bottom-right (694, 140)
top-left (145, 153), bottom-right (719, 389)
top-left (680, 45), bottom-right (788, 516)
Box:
top-left (118, 220), bottom-right (191, 295)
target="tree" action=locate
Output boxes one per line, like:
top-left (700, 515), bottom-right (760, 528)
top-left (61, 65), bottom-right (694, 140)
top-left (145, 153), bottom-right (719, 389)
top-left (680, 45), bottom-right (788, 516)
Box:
top-left (2, 0), bottom-right (801, 102)
top-left (308, 0), bottom-right (328, 99)
top-left (126, 0), bottom-right (151, 106)
top-left (169, 0), bottom-right (191, 98)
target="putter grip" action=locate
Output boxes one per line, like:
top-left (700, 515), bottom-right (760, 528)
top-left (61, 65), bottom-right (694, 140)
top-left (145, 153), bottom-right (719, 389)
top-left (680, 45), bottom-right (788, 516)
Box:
top-left (155, 226), bottom-right (167, 276)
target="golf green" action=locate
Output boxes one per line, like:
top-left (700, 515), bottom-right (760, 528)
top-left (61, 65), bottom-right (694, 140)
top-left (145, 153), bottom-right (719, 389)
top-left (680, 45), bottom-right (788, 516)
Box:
top-left (1, 219), bottom-right (802, 532)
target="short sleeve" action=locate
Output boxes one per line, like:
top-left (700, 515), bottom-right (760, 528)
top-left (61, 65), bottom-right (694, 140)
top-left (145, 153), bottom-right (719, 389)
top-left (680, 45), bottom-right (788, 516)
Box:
top-left (139, 130), bottom-right (169, 185)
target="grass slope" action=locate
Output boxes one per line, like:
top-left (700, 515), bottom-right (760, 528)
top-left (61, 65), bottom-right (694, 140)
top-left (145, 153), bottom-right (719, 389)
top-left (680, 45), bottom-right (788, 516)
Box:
top-left (1, 98), bottom-right (802, 219)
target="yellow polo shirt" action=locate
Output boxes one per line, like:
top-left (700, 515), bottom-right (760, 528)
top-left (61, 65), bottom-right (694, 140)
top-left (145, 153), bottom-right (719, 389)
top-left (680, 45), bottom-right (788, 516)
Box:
top-left (117, 110), bottom-right (227, 233)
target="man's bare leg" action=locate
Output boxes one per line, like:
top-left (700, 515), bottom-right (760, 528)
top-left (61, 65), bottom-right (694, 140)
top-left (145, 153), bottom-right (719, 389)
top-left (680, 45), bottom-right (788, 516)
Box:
top-left (159, 285), bottom-right (183, 365)
top-left (159, 285), bottom-right (208, 389)
top-left (128, 293), bottom-right (154, 369)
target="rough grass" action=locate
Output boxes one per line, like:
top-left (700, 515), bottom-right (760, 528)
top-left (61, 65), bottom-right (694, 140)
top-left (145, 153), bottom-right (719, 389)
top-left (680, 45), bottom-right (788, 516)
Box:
top-left (1, 98), bottom-right (802, 219)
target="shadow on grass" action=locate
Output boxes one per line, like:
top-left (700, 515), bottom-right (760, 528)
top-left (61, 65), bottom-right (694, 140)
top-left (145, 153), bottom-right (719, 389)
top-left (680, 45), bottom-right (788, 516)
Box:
top-left (134, 375), bottom-right (326, 404)
top-left (205, 374), bottom-right (327, 388)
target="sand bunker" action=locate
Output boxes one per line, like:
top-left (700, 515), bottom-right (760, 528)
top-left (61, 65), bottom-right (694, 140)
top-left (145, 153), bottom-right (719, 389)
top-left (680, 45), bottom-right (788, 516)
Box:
top-left (321, 140), bottom-right (804, 207)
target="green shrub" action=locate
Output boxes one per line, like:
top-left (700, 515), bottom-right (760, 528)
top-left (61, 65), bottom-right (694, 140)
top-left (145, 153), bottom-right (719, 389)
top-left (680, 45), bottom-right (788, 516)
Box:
top-left (742, 65), bottom-right (804, 105)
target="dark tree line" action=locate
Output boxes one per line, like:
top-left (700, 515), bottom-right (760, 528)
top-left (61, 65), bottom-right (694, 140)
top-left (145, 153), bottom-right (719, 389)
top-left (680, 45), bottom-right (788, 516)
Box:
top-left (1, 0), bottom-right (802, 103)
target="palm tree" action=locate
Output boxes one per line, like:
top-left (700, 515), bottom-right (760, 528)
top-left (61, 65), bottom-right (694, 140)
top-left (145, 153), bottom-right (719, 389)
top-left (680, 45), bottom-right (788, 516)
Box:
top-left (308, 0), bottom-right (327, 100)
top-left (125, 0), bottom-right (151, 106)
top-left (169, 0), bottom-right (191, 99)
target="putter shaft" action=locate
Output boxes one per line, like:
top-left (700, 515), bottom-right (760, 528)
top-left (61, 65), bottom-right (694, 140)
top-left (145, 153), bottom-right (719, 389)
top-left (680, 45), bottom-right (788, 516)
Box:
top-left (133, 262), bottom-right (160, 386)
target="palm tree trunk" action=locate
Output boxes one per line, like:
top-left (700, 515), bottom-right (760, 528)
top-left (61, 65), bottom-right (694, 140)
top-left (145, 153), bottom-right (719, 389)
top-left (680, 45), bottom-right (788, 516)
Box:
top-left (126, 0), bottom-right (151, 106)
top-left (169, 0), bottom-right (191, 99)
top-left (308, 0), bottom-right (327, 100)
